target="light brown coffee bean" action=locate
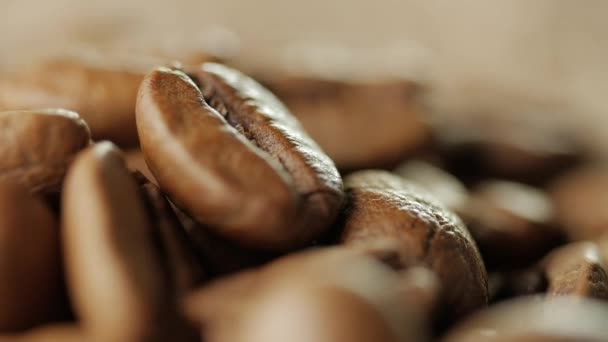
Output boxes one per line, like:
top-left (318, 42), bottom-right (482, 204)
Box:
top-left (185, 244), bottom-right (438, 342)
top-left (0, 181), bottom-right (64, 332)
top-left (260, 76), bottom-right (431, 170)
top-left (442, 296), bottom-right (608, 341)
top-left (541, 242), bottom-right (608, 299)
top-left (62, 142), bottom-right (196, 342)
top-left (0, 109), bottom-right (90, 193)
top-left (550, 165), bottom-right (608, 241)
top-left (461, 180), bottom-right (562, 269)
top-left (338, 170), bottom-right (488, 321)
top-left (136, 64), bottom-right (344, 251)
top-left (394, 160), bottom-right (469, 214)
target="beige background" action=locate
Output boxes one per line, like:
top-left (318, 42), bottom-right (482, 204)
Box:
top-left (1, 0), bottom-right (607, 153)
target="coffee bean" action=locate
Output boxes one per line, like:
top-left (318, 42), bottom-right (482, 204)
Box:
top-left (260, 76), bottom-right (431, 170)
top-left (461, 180), bottom-right (563, 269)
top-left (338, 170), bottom-right (488, 321)
top-left (0, 181), bottom-right (64, 332)
top-left (0, 109), bottom-right (90, 193)
top-left (550, 165), bottom-right (608, 241)
top-left (62, 142), bottom-right (196, 341)
top-left (185, 244), bottom-right (439, 342)
top-left (136, 64), bottom-right (344, 251)
top-left (541, 241), bottom-right (608, 299)
top-left (442, 296), bottom-right (608, 341)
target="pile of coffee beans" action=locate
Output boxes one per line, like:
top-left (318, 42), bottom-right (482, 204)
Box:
top-left (0, 51), bottom-right (607, 342)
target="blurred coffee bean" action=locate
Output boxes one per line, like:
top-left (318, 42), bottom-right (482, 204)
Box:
top-left (338, 170), bottom-right (488, 322)
top-left (550, 165), bottom-right (608, 241)
top-left (541, 241), bottom-right (608, 299)
top-left (435, 115), bottom-right (583, 185)
top-left (461, 180), bottom-right (563, 269)
top-left (0, 181), bottom-right (65, 332)
top-left (185, 244), bottom-right (439, 342)
top-left (0, 51), bottom-right (218, 147)
top-left (0, 109), bottom-right (91, 193)
top-left (442, 296), bottom-right (608, 341)
top-left (62, 142), bottom-right (197, 341)
top-left (259, 75), bottom-right (431, 170)
top-left (394, 160), bottom-right (469, 214)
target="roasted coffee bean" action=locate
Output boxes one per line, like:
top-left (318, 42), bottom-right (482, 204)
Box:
top-left (136, 64), bottom-right (343, 251)
top-left (541, 242), bottom-right (608, 299)
top-left (338, 170), bottom-right (488, 321)
top-left (461, 180), bottom-right (562, 269)
top-left (260, 76), bottom-right (431, 170)
top-left (550, 165), bottom-right (608, 241)
top-left (0, 181), bottom-right (64, 332)
top-left (0, 109), bottom-right (90, 193)
top-left (442, 296), bottom-right (608, 341)
top-left (138, 178), bottom-right (207, 295)
top-left (435, 115), bottom-right (582, 185)
top-left (394, 160), bottom-right (469, 214)
top-left (62, 142), bottom-right (196, 342)
top-left (185, 244), bottom-right (439, 342)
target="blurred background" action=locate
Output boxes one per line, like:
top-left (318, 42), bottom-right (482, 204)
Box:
top-left (1, 0), bottom-right (607, 154)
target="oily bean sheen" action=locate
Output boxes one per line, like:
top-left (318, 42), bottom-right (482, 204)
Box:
top-left (0, 181), bottom-right (63, 332)
top-left (136, 64), bottom-right (343, 251)
top-left (339, 170), bottom-right (488, 321)
top-left (0, 109), bottom-right (90, 193)
top-left (62, 142), bottom-right (196, 342)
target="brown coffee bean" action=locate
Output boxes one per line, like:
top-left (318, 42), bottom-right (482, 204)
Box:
top-left (436, 115), bottom-right (582, 185)
top-left (0, 109), bottom-right (90, 193)
top-left (138, 179), bottom-right (207, 295)
top-left (550, 165), bottom-right (608, 241)
top-left (260, 76), bottom-right (431, 170)
top-left (136, 64), bottom-right (344, 251)
top-left (541, 242), bottom-right (608, 299)
top-left (461, 180), bottom-right (562, 269)
top-left (0, 181), bottom-right (64, 332)
top-left (62, 142), bottom-right (196, 342)
top-left (394, 160), bottom-right (469, 214)
top-left (185, 244), bottom-right (439, 342)
top-left (338, 170), bottom-right (488, 321)
top-left (442, 296), bottom-right (608, 341)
